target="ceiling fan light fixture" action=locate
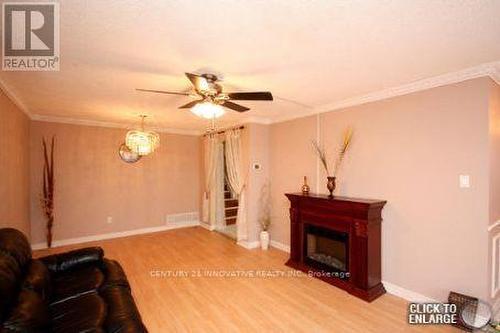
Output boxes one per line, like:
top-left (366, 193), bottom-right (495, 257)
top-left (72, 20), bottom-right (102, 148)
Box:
top-left (137, 72), bottom-right (273, 115)
top-left (197, 77), bottom-right (210, 92)
top-left (191, 102), bottom-right (225, 119)
top-left (125, 115), bottom-right (160, 156)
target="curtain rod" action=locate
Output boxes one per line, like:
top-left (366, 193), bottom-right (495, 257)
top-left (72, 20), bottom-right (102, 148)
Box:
top-left (203, 125), bottom-right (245, 136)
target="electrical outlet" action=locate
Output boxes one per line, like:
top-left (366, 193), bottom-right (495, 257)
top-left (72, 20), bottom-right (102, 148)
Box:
top-left (106, 216), bottom-right (113, 224)
top-left (459, 175), bottom-right (470, 188)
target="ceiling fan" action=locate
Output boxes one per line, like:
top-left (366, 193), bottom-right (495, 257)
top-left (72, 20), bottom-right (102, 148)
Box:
top-left (136, 72), bottom-right (273, 114)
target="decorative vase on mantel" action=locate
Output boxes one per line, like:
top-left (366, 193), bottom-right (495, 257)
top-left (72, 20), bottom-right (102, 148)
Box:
top-left (301, 176), bottom-right (310, 195)
top-left (326, 176), bottom-right (336, 198)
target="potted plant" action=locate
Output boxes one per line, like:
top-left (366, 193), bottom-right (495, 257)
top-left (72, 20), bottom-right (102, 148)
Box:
top-left (260, 216), bottom-right (271, 250)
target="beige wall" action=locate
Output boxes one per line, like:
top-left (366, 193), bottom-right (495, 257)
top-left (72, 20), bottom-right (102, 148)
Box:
top-left (0, 89), bottom-right (30, 237)
top-left (270, 78), bottom-right (492, 301)
top-left (30, 121), bottom-right (201, 244)
top-left (269, 115), bottom-right (318, 246)
top-left (242, 123), bottom-right (270, 242)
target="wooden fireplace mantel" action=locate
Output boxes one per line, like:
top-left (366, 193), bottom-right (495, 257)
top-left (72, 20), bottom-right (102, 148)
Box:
top-left (285, 193), bottom-right (387, 302)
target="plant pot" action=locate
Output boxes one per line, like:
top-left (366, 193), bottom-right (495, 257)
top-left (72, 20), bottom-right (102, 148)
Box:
top-left (260, 231), bottom-right (270, 250)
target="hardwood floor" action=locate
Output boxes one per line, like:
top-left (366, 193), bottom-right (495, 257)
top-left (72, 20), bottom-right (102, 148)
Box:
top-left (35, 227), bottom-right (459, 333)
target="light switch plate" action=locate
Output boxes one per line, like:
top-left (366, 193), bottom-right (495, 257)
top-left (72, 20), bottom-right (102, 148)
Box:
top-left (459, 175), bottom-right (470, 188)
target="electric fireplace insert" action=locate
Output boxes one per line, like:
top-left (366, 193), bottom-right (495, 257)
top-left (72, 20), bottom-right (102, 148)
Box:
top-left (305, 224), bottom-right (349, 274)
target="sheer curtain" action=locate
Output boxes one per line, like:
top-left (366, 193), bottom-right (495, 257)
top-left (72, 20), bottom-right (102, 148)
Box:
top-left (212, 140), bottom-right (225, 230)
top-left (202, 135), bottom-right (224, 229)
top-left (225, 129), bottom-right (247, 242)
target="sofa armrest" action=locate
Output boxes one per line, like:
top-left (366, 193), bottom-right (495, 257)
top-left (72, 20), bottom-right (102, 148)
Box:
top-left (40, 247), bottom-right (104, 273)
top-left (100, 259), bottom-right (131, 291)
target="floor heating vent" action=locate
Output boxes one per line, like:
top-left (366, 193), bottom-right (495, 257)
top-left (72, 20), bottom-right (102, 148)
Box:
top-left (166, 212), bottom-right (199, 227)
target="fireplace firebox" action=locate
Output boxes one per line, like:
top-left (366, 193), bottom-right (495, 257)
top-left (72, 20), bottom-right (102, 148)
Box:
top-left (285, 193), bottom-right (387, 302)
top-left (305, 224), bottom-right (349, 274)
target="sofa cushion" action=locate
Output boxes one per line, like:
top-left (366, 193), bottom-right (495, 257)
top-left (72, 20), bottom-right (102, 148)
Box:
top-left (22, 259), bottom-right (52, 301)
top-left (0, 254), bottom-right (22, 321)
top-left (51, 265), bottom-right (105, 304)
top-left (1, 289), bottom-right (51, 333)
top-left (100, 286), bottom-right (147, 333)
top-left (50, 292), bottom-right (106, 333)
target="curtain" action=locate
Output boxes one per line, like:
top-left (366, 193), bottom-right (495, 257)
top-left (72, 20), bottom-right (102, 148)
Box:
top-left (202, 135), bottom-right (218, 225)
top-left (212, 140), bottom-right (225, 230)
top-left (202, 135), bottom-right (224, 230)
top-left (225, 129), bottom-right (247, 242)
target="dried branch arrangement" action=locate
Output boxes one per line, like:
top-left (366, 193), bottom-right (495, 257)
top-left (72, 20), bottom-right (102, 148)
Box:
top-left (333, 127), bottom-right (353, 175)
top-left (41, 136), bottom-right (55, 248)
top-left (312, 127), bottom-right (353, 177)
top-left (312, 140), bottom-right (330, 176)
top-left (259, 182), bottom-right (271, 232)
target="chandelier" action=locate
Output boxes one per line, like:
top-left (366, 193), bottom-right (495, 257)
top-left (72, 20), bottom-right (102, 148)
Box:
top-left (191, 101), bottom-right (225, 119)
top-left (125, 115), bottom-right (160, 156)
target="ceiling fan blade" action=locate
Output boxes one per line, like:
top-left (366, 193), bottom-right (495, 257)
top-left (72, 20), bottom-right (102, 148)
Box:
top-left (136, 88), bottom-right (190, 96)
top-left (227, 92), bottom-right (273, 101)
top-left (185, 72), bottom-right (208, 91)
top-left (222, 101), bottom-right (250, 112)
top-left (178, 100), bottom-right (203, 109)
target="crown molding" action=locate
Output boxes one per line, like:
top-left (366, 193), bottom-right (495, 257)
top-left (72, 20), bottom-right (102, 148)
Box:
top-left (31, 114), bottom-right (204, 136)
top-left (316, 61), bottom-right (499, 113)
top-left (242, 116), bottom-right (273, 125)
top-left (489, 67), bottom-right (500, 85)
top-left (155, 126), bottom-right (204, 136)
top-left (270, 61), bottom-right (500, 124)
top-left (488, 220), bottom-right (500, 232)
top-left (0, 77), bottom-right (32, 118)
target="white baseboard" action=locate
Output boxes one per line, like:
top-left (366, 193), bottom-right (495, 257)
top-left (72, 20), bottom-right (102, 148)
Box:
top-left (199, 221), bottom-right (215, 231)
top-left (270, 240), bottom-right (290, 253)
top-left (200, 223), bottom-right (260, 250)
top-left (31, 221), bottom-right (200, 250)
top-left (237, 239), bottom-right (290, 252)
top-left (382, 281), bottom-right (438, 303)
top-left (237, 240), bottom-right (260, 249)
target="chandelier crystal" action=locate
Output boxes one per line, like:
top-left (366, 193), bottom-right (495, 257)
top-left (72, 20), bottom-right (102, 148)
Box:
top-left (125, 115), bottom-right (160, 156)
top-left (191, 101), bottom-right (225, 119)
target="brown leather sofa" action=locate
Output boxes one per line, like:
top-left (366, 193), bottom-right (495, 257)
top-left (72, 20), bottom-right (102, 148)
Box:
top-left (0, 228), bottom-right (147, 332)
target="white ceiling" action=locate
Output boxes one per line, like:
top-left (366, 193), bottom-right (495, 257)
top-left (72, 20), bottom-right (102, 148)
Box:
top-left (1, 0), bottom-right (500, 132)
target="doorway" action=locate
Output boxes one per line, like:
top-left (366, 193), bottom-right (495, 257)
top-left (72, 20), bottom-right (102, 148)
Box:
top-left (217, 143), bottom-right (239, 240)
